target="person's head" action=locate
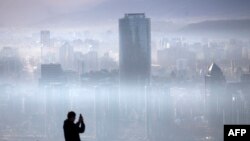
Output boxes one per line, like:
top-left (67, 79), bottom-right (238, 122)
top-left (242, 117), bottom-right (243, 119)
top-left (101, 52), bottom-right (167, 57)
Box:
top-left (67, 111), bottom-right (76, 122)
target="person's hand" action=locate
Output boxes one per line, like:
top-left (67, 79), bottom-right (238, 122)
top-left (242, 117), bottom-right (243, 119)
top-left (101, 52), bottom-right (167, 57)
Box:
top-left (79, 114), bottom-right (84, 122)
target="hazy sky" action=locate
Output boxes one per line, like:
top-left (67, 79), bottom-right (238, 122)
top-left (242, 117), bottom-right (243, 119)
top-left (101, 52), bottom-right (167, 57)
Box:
top-left (0, 0), bottom-right (250, 27)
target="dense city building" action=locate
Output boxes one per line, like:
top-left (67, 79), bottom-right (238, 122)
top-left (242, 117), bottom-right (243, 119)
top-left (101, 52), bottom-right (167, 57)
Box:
top-left (59, 42), bottom-right (75, 71)
top-left (40, 64), bottom-right (64, 84)
top-left (40, 30), bottom-right (57, 64)
top-left (40, 30), bottom-right (50, 48)
top-left (205, 63), bottom-right (226, 140)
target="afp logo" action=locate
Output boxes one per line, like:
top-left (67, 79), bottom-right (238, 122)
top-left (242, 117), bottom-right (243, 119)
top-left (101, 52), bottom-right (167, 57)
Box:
top-left (224, 125), bottom-right (250, 141)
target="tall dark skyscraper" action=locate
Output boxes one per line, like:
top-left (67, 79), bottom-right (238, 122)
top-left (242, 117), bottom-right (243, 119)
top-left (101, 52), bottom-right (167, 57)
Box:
top-left (119, 13), bottom-right (151, 86)
top-left (205, 62), bottom-right (226, 141)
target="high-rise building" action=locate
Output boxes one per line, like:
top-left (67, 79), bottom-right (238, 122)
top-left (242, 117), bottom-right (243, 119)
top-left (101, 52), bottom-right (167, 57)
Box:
top-left (0, 47), bottom-right (22, 82)
top-left (59, 42), bottom-right (74, 70)
top-left (205, 62), bottom-right (226, 140)
top-left (40, 64), bottom-right (64, 84)
top-left (40, 30), bottom-right (50, 48)
top-left (99, 52), bottom-right (118, 71)
top-left (83, 51), bottom-right (99, 73)
top-left (119, 13), bottom-right (151, 86)
top-left (40, 30), bottom-right (56, 64)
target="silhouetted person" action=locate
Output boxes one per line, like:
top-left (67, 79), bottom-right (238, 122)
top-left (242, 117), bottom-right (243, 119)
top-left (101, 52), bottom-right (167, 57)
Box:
top-left (63, 111), bottom-right (85, 141)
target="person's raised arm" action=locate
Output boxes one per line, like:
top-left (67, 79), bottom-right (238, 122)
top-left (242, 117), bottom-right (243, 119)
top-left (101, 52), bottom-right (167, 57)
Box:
top-left (78, 114), bottom-right (85, 133)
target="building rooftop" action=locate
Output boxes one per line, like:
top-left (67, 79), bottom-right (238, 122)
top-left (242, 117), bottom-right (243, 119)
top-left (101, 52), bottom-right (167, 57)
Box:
top-left (125, 13), bottom-right (145, 19)
top-left (207, 62), bottom-right (224, 77)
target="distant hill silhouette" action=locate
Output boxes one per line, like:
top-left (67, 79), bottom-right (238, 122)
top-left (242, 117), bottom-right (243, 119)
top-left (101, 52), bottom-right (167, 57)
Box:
top-left (28, 0), bottom-right (250, 29)
top-left (178, 19), bottom-right (250, 38)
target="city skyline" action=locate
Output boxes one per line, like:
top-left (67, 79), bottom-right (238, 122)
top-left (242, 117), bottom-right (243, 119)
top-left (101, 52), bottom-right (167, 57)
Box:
top-left (0, 1), bottom-right (250, 140)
